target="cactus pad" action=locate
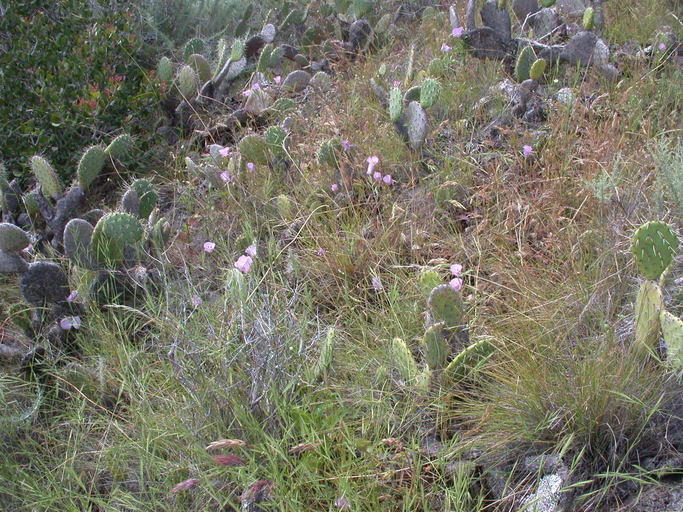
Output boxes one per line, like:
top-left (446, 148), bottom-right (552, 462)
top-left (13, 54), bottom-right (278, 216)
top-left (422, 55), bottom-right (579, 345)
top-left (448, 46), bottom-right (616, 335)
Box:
top-left (257, 44), bottom-right (273, 72)
top-left (420, 78), bottom-right (441, 109)
top-left (264, 126), bottom-right (288, 158)
top-left (661, 311), bottom-right (683, 370)
top-left (634, 281), bottom-right (664, 349)
top-left (156, 56), bottom-right (173, 82)
top-left (403, 86), bottom-right (422, 103)
top-left (20, 261), bottom-right (70, 305)
top-left (269, 98), bottom-right (296, 118)
top-left (105, 133), bottom-right (133, 159)
top-left (230, 39), bottom-right (246, 62)
top-left (428, 284), bottom-right (464, 328)
top-left (582, 7), bottom-right (594, 30)
top-left (187, 53), bottom-right (212, 83)
top-left (631, 221), bottom-right (679, 281)
top-left (92, 213), bottom-right (144, 266)
top-left (63, 218), bottom-right (96, 269)
top-left (183, 38), bottom-right (204, 61)
top-left (529, 59), bottom-right (547, 80)
top-left (317, 138), bottom-right (343, 168)
top-left (0, 223), bottom-right (30, 253)
top-left (405, 101), bottom-right (427, 150)
top-left (77, 145), bottom-right (106, 191)
top-left (130, 179), bottom-right (157, 220)
top-left (515, 45), bottom-right (536, 82)
top-left (422, 322), bottom-right (450, 370)
top-left (443, 338), bottom-right (495, 384)
top-left (389, 87), bottom-right (403, 123)
top-left (238, 135), bottom-right (270, 165)
top-left (388, 337), bottom-right (418, 383)
top-left (30, 156), bottom-right (63, 200)
top-left (176, 65), bottom-right (198, 98)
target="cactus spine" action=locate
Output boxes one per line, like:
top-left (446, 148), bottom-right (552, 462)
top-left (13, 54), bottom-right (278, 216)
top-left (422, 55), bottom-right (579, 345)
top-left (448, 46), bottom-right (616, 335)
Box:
top-left (631, 221), bottom-right (678, 281)
top-left (389, 87), bottom-right (403, 123)
top-left (420, 78), bottom-right (441, 109)
top-left (30, 156), bottom-right (63, 200)
top-left (77, 145), bottom-right (105, 191)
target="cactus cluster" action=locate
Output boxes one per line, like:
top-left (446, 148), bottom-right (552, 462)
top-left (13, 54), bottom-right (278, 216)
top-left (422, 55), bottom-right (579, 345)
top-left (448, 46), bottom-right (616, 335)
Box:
top-left (630, 221), bottom-right (682, 369)
top-left (419, 78), bottom-right (441, 109)
top-left (515, 45), bottom-right (536, 82)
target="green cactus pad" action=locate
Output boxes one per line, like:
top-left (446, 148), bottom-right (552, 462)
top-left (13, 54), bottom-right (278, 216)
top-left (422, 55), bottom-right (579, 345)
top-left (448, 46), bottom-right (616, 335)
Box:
top-left (176, 65), bottom-right (198, 98)
top-left (22, 194), bottom-right (39, 218)
top-left (187, 53), bottom-right (212, 83)
top-left (63, 218), bottom-right (96, 268)
top-left (631, 221), bottom-right (679, 281)
top-left (238, 135), bottom-right (270, 165)
top-left (317, 138), bottom-right (343, 168)
top-left (443, 339), bottom-right (495, 384)
top-left (422, 322), bottom-right (449, 370)
top-left (515, 45), bottom-right (536, 82)
top-left (661, 311), bottom-right (683, 370)
top-left (389, 87), bottom-right (403, 123)
top-left (276, 194), bottom-right (295, 220)
top-left (405, 101), bottom-right (427, 150)
top-left (30, 156), bottom-right (63, 200)
top-left (635, 281), bottom-right (664, 349)
top-left (539, 0), bottom-right (556, 6)
top-left (264, 126), bottom-right (288, 158)
top-left (156, 56), bottom-right (173, 82)
top-left (388, 337), bottom-right (418, 383)
top-left (529, 59), bottom-right (547, 80)
top-left (183, 38), bottom-right (204, 61)
top-left (77, 145), bottom-right (106, 191)
top-left (269, 98), bottom-right (297, 118)
top-left (230, 39), bottom-right (246, 62)
top-left (582, 7), bottom-right (594, 31)
top-left (92, 212), bottom-right (144, 266)
top-left (403, 85), bottom-right (422, 103)
top-left (420, 78), bottom-right (441, 109)
top-left (130, 179), bottom-right (157, 220)
top-left (104, 133), bottom-right (134, 159)
top-left (419, 270), bottom-right (442, 298)
top-left (0, 223), bottom-right (30, 253)
top-left (427, 57), bottom-right (448, 78)
top-left (428, 284), bottom-right (464, 328)
top-left (257, 44), bottom-right (273, 72)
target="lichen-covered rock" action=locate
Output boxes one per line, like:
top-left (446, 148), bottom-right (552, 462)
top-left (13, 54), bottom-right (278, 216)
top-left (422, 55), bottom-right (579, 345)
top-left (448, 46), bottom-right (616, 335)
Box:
top-left (532, 8), bottom-right (562, 38)
top-left (20, 261), bottom-right (70, 305)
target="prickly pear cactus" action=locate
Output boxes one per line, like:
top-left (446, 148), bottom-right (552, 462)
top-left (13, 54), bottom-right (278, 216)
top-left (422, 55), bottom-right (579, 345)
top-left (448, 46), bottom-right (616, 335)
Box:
top-left (419, 270), bottom-right (442, 298)
top-left (443, 338), bottom-right (495, 384)
top-left (529, 59), bottom-right (547, 80)
top-left (92, 212), bottom-right (144, 266)
top-left (317, 138), bottom-right (343, 168)
top-left (269, 98), bottom-right (296, 118)
top-left (428, 284), bottom-right (464, 328)
top-left (635, 280), bottom-right (664, 349)
top-left (264, 126), bottom-right (288, 159)
top-left (238, 135), bottom-right (270, 165)
top-left (257, 44), bottom-right (274, 72)
top-left (30, 156), bottom-right (63, 200)
top-left (157, 56), bottom-right (173, 82)
top-left (631, 221), bottom-right (679, 281)
top-left (660, 311), bottom-right (683, 370)
top-left (64, 218), bottom-right (96, 269)
top-left (539, 0), bottom-right (556, 6)
top-left (420, 78), bottom-right (441, 109)
top-left (105, 133), bottom-right (133, 159)
top-left (230, 39), bottom-right (246, 62)
top-left (515, 45), bottom-right (536, 82)
top-left (389, 337), bottom-right (419, 383)
top-left (427, 57), bottom-right (448, 78)
top-left (130, 179), bottom-right (157, 220)
top-left (77, 145), bottom-right (105, 191)
top-left (176, 65), bottom-right (198, 98)
top-left (0, 223), bottom-right (30, 253)
top-left (582, 7), bottom-right (594, 30)
top-left (183, 38), bottom-right (204, 61)
top-left (19, 261), bottom-right (70, 306)
top-left (403, 86), bottom-right (422, 103)
top-left (187, 53), bottom-right (212, 83)
top-left (405, 101), bottom-right (427, 150)
top-left (389, 87), bottom-right (403, 123)
top-left (422, 323), bottom-right (450, 370)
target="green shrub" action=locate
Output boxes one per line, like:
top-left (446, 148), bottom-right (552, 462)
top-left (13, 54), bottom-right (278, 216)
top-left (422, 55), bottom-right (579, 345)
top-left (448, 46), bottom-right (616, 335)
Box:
top-left (0, 1), bottom-right (156, 181)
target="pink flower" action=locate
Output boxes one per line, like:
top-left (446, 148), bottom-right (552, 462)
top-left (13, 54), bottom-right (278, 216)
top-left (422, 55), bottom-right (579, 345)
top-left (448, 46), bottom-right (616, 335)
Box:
top-left (251, 82), bottom-right (261, 90)
top-left (191, 295), bottom-right (202, 307)
top-left (382, 174), bottom-right (392, 185)
top-left (242, 89), bottom-right (252, 97)
top-left (316, 247), bottom-right (325, 256)
top-left (341, 140), bottom-right (351, 151)
top-left (371, 276), bottom-right (383, 291)
top-left (441, 43), bottom-right (452, 52)
top-left (246, 162), bottom-right (255, 172)
top-left (331, 183), bottom-right (339, 192)
top-left (373, 171), bottom-right (382, 182)
top-left (273, 75), bottom-right (281, 85)
top-left (245, 244), bottom-right (257, 257)
top-left (67, 290), bottom-right (78, 302)
top-left (658, 43), bottom-right (667, 51)
top-left (334, 496), bottom-right (351, 510)
top-left (392, 80), bottom-right (401, 88)
top-left (60, 316), bottom-right (81, 330)
top-left (234, 255), bottom-right (253, 273)
top-left (452, 26), bottom-right (465, 38)
top-left (366, 155), bottom-right (379, 175)
top-left (204, 241), bottom-right (216, 253)
top-left (169, 478), bottom-right (199, 494)
top-left (450, 263), bottom-right (462, 276)
top-left (218, 146), bottom-right (230, 158)
top-left (220, 171), bottom-right (231, 183)
top-left (449, 277), bottom-right (463, 292)
top-left (522, 145), bottom-right (533, 158)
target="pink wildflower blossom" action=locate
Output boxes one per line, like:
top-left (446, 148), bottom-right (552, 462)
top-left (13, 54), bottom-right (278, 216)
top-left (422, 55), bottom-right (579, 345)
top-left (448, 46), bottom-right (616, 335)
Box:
top-left (331, 183), bottom-right (339, 192)
top-left (522, 145), bottom-right (533, 158)
top-left (441, 43), bottom-right (452, 52)
top-left (366, 155), bottom-right (379, 175)
top-left (382, 174), bottom-right (393, 184)
top-left (245, 244), bottom-right (257, 257)
top-left (449, 277), bottom-right (463, 291)
top-left (60, 316), bottom-right (82, 330)
top-left (203, 241), bottom-right (216, 253)
top-left (450, 263), bottom-right (462, 276)
top-left (218, 146), bottom-right (230, 158)
top-left (452, 26), bottom-right (465, 38)
top-left (234, 255), bottom-right (253, 273)
top-left (220, 171), bottom-right (231, 183)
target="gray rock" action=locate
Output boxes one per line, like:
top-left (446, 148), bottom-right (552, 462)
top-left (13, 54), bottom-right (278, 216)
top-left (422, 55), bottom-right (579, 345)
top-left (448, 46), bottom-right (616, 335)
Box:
top-left (465, 27), bottom-right (509, 60)
top-left (555, 87), bottom-right (577, 106)
top-left (0, 250), bottom-right (28, 273)
top-left (522, 473), bottom-right (564, 512)
top-left (592, 37), bottom-right (610, 66)
top-left (349, 19), bottom-right (372, 50)
top-left (598, 63), bottom-right (620, 80)
top-left (532, 8), bottom-right (562, 39)
top-left (405, 101), bottom-right (428, 150)
top-left (20, 261), bottom-right (70, 305)
top-left (555, 0), bottom-right (589, 17)
top-left (513, 0), bottom-right (540, 23)
top-left (561, 30), bottom-right (599, 66)
top-left (481, 0), bottom-right (512, 42)
top-left (282, 70), bottom-right (311, 92)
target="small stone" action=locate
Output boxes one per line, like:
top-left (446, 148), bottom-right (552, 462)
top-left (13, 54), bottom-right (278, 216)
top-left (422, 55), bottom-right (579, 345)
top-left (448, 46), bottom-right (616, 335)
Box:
top-left (521, 473), bottom-right (564, 512)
